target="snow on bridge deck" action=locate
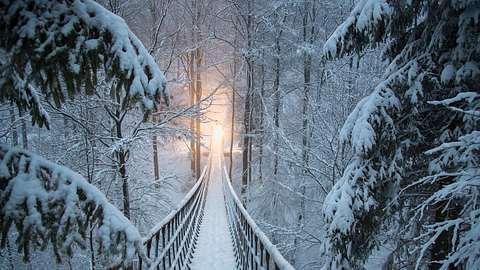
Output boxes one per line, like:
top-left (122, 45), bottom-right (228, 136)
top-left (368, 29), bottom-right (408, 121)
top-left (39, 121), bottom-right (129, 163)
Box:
top-left (189, 151), bottom-right (236, 270)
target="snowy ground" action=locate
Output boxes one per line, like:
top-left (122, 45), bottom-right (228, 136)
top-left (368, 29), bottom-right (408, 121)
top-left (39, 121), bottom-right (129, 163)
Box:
top-left (190, 149), bottom-right (236, 270)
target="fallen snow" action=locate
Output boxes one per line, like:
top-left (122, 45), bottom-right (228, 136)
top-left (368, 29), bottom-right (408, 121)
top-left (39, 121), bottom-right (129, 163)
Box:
top-left (441, 64), bottom-right (456, 83)
top-left (190, 151), bottom-right (236, 270)
top-left (223, 153), bottom-right (295, 270)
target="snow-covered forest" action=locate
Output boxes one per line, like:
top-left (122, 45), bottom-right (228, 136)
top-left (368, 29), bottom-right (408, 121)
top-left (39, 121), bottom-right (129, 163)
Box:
top-left (0, 0), bottom-right (478, 269)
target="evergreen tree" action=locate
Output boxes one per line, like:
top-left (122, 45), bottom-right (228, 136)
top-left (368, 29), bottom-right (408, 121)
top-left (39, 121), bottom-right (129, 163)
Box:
top-left (322, 0), bottom-right (479, 269)
top-left (0, 0), bottom-right (168, 128)
top-left (0, 145), bottom-right (146, 268)
top-left (0, 0), bottom-right (169, 267)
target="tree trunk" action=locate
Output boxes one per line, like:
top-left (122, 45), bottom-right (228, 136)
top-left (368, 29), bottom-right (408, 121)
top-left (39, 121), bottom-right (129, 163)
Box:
top-left (19, 109), bottom-right (28, 149)
top-left (85, 132), bottom-right (96, 270)
top-left (272, 35), bottom-right (281, 176)
top-left (429, 198), bottom-right (460, 270)
top-left (247, 61), bottom-right (254, 187)
top-left (293, 1), bottom-right (316, 265)
top-left (152, 114), bottom-right (160, 181)
top-left (83, 109), bottom-right (97, 270)
top-left (301, 45), bottom-right (312, 170)
top-left (195, 46), bottom-right (202, 179)
top-left (113, 81), bottom-right (130, 219)
top-left (9, 105), bottom-right (18, 146)
top-left (242, 74), bottom-right (251, 197)
top-left (258, 52), bottom-right (265, 183)
top-left (241, 0), bottom-right (254, 200)
top-left (117, 122), bottom-right (130, 219)
top-left (229, 46), bottom-right (238, 180)
top-left (63, 115), bottom-right (69, 140)
top-left (189, 53), bottom-right (197, 179)
top-left (189, 0), bottom-right (203, 181)
top-left (89, 228), bottom-right (95, 270)
top-left (119, 151), bottom-right (130, 219)
top-left (229, 89), bottom-right (235, 180)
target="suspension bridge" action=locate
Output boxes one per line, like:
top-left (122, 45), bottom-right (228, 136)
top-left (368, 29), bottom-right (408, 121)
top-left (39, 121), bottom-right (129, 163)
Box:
top-left (136, 137), bottom-right (295, 270)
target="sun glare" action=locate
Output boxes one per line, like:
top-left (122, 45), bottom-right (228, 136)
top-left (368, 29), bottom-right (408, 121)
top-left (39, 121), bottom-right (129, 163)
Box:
top-left (213, 126), bottom-right (223, 143)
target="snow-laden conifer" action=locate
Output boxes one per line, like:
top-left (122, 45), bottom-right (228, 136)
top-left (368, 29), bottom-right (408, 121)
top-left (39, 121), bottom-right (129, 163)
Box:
top-left (0, 0), bottom-right (169, 266)
top-left (0, 0), bottom-right (168, 128)
top-left (0, 145), bottom-right (146, 268)
top-left (322, 0), bottom-right (479, 269)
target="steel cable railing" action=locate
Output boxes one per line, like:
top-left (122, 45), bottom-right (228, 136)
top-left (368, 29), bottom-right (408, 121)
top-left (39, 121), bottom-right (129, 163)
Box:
top-left (222, 162), bottom-right (295, 270)
top-left (136, 156), bottom-right (211, 270)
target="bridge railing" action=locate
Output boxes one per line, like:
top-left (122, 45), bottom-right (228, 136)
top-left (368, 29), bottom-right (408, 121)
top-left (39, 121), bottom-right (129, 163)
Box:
top-left (137, 157), bottom-right (211, 270)
top-left (222, 163), bottom-right (295, 270)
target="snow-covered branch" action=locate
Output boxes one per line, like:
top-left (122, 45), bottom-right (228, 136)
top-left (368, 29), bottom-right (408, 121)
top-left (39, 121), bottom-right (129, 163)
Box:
top-left (0, 0), bottom-right (167, 128)
top-left (0, 144), bottom-right (146, 268)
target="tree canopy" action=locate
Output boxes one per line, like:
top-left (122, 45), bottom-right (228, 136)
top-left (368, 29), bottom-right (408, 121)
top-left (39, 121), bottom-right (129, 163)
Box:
top-left (0, 0), bottom-right (168, 128)
top-left (0, 0), bottom-right (169, 267)
top-left (0, 145), bottom-right (146, 268)
top-left (322, 0), bottom-right (479, 269)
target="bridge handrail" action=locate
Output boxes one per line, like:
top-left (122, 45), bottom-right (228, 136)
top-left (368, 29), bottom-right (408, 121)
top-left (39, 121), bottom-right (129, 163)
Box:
top-left (137, 156), bottom-right (211, 270)
top-left (222, 164), bottom-right (295, 270)
top-left (143, 163), bottom-right (209, 242)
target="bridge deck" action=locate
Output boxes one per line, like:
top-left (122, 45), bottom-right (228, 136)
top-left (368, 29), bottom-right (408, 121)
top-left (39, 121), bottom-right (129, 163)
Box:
top-left (189, 151), bottom-right (236, 270)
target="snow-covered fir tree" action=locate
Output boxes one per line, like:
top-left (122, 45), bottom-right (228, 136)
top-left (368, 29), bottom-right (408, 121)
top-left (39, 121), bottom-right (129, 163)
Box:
top-left (0, 0), bottom-right (168, 267)
top-left (322, 0), bottom-right (479, 269)
top-left (0, 0), bottom-right (168, 128)
top-left (0, 145), bottom-right (146, 268)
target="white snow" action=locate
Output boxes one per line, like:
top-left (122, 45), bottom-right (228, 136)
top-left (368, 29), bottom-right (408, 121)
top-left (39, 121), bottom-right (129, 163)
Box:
top-left (323, 0), bottom-right (392, 59)
top-left (428, 91), bottom-right (479, 106)
top-left (190, 150), bottom-right (236, 270)
top-left (440, 64), bottom-right (456, 83)
top-left (0, 0), bottom-right (168, 128)
top-left (70, 0), bottom-right (167, 102)
top-left (455, 61), bottom-right (480, 83)
top-left (320, 0), bottom-right (480, 268)
top-left (0, 144), bottom-right (144, 267)
top-left (223, 156), bottom-right (295, 270)
top-left (340, 83), bottom-right (400, 154)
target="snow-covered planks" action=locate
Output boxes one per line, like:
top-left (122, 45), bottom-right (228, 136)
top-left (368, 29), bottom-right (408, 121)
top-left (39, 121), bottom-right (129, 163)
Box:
top-left (189, 151), bottom-right (236, 270)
